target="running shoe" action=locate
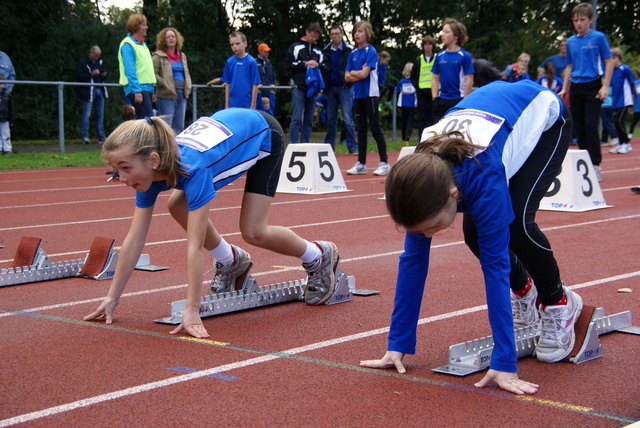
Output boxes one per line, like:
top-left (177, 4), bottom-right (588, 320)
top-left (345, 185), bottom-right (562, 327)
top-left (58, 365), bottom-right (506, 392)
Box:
top-left (302, 241), bottom-right (339, 305)
top-left (594, 165), bottom-right (602, 182)
top-left (535, 284), bottom-right (583, 363)
top-left (608, 144), bottom-right (621, 153)
top-left (210, 245), bottom-right (252, 294)
top-left (373, 162), bottom-right (390, 176)
top-left (347, 162), bottom-right (367, 175)
top-left (511, 279), bottom-right (540, 330)
top-left (617, 144), bottom-right (632, 154)
top-left (631, 186), bottom-right (640, 195)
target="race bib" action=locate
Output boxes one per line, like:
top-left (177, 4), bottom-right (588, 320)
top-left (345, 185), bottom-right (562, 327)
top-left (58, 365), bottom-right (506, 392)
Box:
top-left (421, 109), bottom-right (505, 150)
top-left (176, 117), bottom-right (233, 152)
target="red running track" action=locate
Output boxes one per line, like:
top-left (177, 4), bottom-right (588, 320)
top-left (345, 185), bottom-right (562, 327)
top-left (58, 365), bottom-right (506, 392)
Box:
top-left (0, 147), bottom-right (639, 426)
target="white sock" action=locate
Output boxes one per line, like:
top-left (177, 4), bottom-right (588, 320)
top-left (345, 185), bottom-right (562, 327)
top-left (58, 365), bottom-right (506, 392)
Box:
top-left (209, 238), bottom-right (234, 265)
top-left (300, 241), bottom-right (322, 264)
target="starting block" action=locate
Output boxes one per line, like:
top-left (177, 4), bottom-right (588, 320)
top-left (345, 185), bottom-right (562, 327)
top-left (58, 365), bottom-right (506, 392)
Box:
top-left (276, 143), bottom-right (349, 194)
top-left (2, 236), bottom-right (130, 287)
top-left (153, 262), bottom-right (355, 325)
top-left (432, 305), bottom-right (637, 376)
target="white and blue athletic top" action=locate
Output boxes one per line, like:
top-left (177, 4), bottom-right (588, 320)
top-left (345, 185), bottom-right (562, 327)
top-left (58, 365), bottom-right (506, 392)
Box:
top-left (136, 108), bottom-right (271, 211)
top-left (431, 48), bottom-right (474, 99)
top-left (346, 45), bottom-right (380, 99)
top-left (610, 63), bottom-right (635, 109)
top-left (389, 80), bottom-right (563, 373)
top-left (566, 30), bottom-right (611, 83)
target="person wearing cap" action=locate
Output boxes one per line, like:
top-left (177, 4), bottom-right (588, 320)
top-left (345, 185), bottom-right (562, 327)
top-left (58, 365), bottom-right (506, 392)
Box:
top-left (256, 42), bottom-right (276, 115)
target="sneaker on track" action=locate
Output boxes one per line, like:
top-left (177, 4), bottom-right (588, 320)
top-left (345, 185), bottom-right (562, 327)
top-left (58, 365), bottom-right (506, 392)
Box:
top-left (302, 241), bottom-right (339, 305)
top-left (347, 162), bottom-right (367, 175)
top-left (594, 165), bottom-right (602, 181)
top-left (608, 144), bottom-right (621, 153)
top-left (372, 162), bottom-right (390, 176)
top-left (534, 284), bottom-right (583, 363)
top-left (210, 245), bottom-right (252, 294)
top-left (617, 144), bottom-right (632, 154)
top-left (511, 279), bottom-right (540, 331)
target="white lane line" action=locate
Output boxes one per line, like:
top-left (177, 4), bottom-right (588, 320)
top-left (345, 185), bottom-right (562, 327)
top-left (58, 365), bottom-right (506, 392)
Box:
top-left (1, 270), bottom-right (638, 427)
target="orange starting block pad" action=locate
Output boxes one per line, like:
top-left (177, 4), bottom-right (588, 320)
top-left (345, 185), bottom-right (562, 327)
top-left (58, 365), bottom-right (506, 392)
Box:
top-left (0, 236), bottom-right (120, 287)
top-left (432, 305), bottom-right (637, 376)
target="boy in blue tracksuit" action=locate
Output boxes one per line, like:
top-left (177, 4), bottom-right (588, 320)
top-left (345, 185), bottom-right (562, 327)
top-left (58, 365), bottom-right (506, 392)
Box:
top-left (607, 47), bottom-right (635, 154)
top-left (559, 2), bottom-right (613, 180)
top-left (361, 80), bottom-right (582, 396)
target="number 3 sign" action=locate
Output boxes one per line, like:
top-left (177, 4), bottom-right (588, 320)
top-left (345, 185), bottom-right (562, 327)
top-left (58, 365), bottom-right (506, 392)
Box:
top-left (276, 144), bottom-right (350, 194)
top-left (540, 149), bottom-right (611, 212)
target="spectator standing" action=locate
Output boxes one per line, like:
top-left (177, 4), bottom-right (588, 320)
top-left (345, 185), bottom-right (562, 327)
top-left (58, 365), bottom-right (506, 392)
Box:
top-left (222, 31), bottom-right (261, 109)
top-left (0, 51), bottom-right (16, 94)
top-left (153, 27), bottom-right (192, 134)
top-left (536, 62), bottom-right (563, 94)
top-left (75, 46), bottom-right (108, 144)
top-left (628, 68), bottom-right (640, 138)
top-left (285, 22), bottom-right (328, 144)
top-left (377, 50), bottom-right (393, 101)
top-left (322, 24), bottom-right (357, 153)
top-left (0, 74), bottom-right (14, 154)
top-left (118, 13), bottom-right (156, 119)
top-left (559, 2), bottom-right (613, 181)
top-left (502, 53), bottom-right (532, 81)
top-left (538, 38), bottom-right (568, 80)
top-left (345, 20), bottom-right (389, 176)
top-left (431, 18), bottom-right (474, 123)
top-left (599, 87), bottom-right (618, 146)
top-left (410, 36), bottom-right (436, 136)
top-left (256, 43), bottom-right (276, 115)
top-left (395, 62), bottom-right (417, 145)
top-left (608, 48), bottom-right (635, 154)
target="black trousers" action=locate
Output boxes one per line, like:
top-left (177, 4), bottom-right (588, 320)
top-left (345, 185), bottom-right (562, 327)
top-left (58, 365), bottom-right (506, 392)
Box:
top-left (462, 107), bottom-right (572, 305)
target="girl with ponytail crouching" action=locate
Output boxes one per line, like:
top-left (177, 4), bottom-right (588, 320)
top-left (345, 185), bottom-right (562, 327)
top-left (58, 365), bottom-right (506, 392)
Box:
top-left (84, 108), bottom-right (339, 338)
top-left (361, 80), bottom-right (583, 395)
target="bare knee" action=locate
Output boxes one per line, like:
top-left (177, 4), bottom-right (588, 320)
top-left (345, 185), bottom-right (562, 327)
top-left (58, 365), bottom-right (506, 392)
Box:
top-left (241, 226), bottom-right (268, 248)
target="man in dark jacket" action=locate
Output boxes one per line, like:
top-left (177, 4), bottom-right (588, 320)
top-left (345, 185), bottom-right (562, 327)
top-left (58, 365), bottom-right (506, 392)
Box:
top-left (322, 24), bottom-right (357, 153)
top-left (284, 22), bottom-right (328, 144)
top-left (75, 46), bottom-right (107, 144)
top-left (256, 43), bottom-right (276, 115)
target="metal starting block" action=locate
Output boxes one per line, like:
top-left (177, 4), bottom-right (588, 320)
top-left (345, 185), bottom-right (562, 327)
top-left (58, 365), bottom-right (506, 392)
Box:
top-left (432, 306), bottom-right (637, 376)
top-left (154, 263), bottom-right (355, 325)
top-left (0, 236), bottom-right (121, 287)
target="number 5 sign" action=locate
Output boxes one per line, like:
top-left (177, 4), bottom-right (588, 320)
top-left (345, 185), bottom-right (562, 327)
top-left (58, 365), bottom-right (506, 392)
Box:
top-left (540, 149), bottom-right (612, 212)
top-left (276, 144), bottom-right (350, 194)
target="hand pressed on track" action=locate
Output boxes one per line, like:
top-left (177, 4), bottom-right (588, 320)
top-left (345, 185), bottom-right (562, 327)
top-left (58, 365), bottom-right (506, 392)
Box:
top-left (360, 351), bottom-right (406, 373)
top-left (474, 369), bottom-right (539, 395)
top-left (83, 297), bottom-right (118, 324)
top-left (169, 308), bottom-right (210, 338)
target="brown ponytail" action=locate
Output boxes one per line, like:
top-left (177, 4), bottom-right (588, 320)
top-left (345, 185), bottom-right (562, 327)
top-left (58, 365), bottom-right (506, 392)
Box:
top-left (385, 130), bottom-right (483, 228)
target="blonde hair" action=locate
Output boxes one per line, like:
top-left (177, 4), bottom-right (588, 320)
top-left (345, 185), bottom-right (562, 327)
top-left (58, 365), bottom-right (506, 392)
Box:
top-left (402, 62), bottom-right (413, 78)
top-left (156, 27), bottom-right (184, 51)
top-left (572, 2), bottom-right (594, 19)
top-left (126, 14), bottom-right (147, 34)
top-left (385, 131), bottom-right (484, 227)
top-left (610, 47), bottom-right (623, 60)
top-left (102, 117), bottom-right (186, 187)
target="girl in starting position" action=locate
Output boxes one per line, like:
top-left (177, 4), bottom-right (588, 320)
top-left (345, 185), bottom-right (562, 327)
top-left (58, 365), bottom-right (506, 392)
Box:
top-left (361, 80), bottom-right (583, 395)
top-left (85, 108), bottom-right (339, 338)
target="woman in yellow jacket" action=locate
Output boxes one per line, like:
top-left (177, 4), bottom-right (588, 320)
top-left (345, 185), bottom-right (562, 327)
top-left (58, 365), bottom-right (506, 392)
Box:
top-left (153, 27), bottom-right (192, 134)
